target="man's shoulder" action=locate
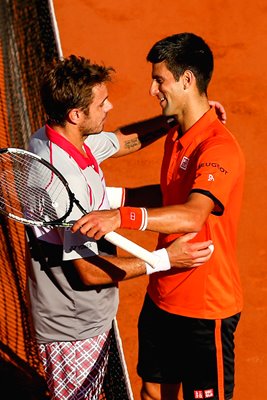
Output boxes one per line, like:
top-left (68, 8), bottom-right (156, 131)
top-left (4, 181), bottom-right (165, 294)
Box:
top-left (205, 122), bottom-right (242, 151)
top-left (31, 125), bottom-right (47, 140)
top-left (85, 130), bottom-right (118, 146)
top-left (28, 126), bottom-right (50, 158)
top-left (200, 125), bottom-right (245, 170)
top-left (85, 131), bottom-right (120, 162)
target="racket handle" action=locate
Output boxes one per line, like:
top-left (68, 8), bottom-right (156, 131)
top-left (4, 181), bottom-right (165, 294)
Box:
top-left (104, 231), bottom-right (159, 268)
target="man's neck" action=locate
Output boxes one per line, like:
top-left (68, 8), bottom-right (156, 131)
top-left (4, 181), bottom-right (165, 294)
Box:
top-left (49, 123), bottom-right (85, 153)
top-left (177, 97), bottom-right (210, 136)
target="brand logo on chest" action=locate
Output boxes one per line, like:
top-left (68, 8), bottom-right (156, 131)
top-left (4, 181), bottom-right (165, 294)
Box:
top-left (180, 156), bottom-right (190, 170)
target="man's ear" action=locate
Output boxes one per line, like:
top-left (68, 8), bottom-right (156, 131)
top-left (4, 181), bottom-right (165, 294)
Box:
top-left (68, 109), bottom-right (80, 124)
top-left (182, 70), bottom-right (195, 90)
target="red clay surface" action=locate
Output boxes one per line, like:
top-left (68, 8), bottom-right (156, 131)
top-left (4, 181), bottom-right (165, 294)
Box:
top-left (54, 1), bottom-right (267, 398)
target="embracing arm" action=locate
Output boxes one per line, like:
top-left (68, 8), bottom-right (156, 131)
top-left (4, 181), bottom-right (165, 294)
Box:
top-left (144, 192), bottom-right (214, 234)
top-left (112, 101), bottom-right (226, 157)
top-left (113, 115), bottom-right (176, 157)
top-left (72, 231), bottom-right (213, 286)
top-left (71, 192), bottom-right (214, 240)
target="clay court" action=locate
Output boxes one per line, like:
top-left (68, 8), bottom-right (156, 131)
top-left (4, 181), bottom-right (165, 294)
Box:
top-left (51, 1), bottom-right (267, 399)
top-left (0, 1), bottom-right (266, 399)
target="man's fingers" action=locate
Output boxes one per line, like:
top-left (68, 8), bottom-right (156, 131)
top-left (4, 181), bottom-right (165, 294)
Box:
top-left (177, 233), bottom-right (213, 251)
top-left (78, 223), bottom-right (103, 239)
top-left (208, 244), bottom-right (214, 254)
top-left (179, 232), bottom-right (198, 243)
top-left (187, 240), bottom-right (213, 252)
top-left (182, 246), bottom-right (214, 268)
top-left (194, 245), bottom-right (213, 258)
top-left (71, 216), bottom-right (90, 232)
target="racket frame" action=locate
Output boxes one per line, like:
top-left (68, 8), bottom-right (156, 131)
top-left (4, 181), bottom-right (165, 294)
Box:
top-left (0, 147), bottom-right (85, 227)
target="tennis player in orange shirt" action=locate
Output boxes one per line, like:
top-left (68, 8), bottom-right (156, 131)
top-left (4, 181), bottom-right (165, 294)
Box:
top-left (72, 33), bottom-right (244, 400)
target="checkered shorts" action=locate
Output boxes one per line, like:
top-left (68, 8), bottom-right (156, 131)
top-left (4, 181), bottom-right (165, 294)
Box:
top-left (38, 330), bottom-right (111, 400)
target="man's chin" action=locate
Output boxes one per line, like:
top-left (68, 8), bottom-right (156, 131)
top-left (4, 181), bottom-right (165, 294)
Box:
top-left (91, 127), bottom-right (104, 135)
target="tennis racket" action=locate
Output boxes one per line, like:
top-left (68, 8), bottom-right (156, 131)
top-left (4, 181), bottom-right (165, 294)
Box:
top-left (0, 147), bottom-right (158, 267)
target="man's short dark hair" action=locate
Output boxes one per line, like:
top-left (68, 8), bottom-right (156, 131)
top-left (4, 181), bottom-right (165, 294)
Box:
top-left (147, 33), bottom-right (213, 94)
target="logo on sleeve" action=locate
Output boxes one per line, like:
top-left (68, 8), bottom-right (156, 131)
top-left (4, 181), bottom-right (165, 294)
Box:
top-left (208, 174), bottom-right (214, 181)
top-left (198, 162), bottom-right (228, 175)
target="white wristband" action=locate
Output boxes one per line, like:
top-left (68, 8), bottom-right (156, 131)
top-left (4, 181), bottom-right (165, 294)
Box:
top-left (140, 208), bottom-right (148, 231)
top-left (106, 187), bottom-right (125, 209)
top-left (145, 248), bottom-right (171, 275)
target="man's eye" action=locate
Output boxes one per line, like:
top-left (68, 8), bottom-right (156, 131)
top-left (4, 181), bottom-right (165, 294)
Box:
top-left (101, 99), bottom-right (108, 107)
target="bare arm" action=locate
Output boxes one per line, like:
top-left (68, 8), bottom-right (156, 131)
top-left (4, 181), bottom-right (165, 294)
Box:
top-left (146, 192), bottom-right (214, 234)
top-left (113, 115), bottom-right (176, 157)
top-left (112, 101), bottom-right (226, 157)
top-left (71, 192), bottom-right (214, 240)
top-left (73, 232), bottom-right (213, 286)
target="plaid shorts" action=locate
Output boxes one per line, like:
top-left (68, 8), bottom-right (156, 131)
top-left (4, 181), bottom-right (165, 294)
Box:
top-left (38, 330), bottom-right (111, 400)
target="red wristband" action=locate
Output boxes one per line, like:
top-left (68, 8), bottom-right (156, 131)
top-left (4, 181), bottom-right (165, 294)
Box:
top-left (119, 207), bottom-right (148, 230)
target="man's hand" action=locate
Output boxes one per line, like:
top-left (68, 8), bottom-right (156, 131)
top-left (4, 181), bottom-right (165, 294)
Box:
top-left (166, 232), bottom-right (213, 268)
top-left (71, 209), bottom-right (120, 240)
top-left (209, 100), bottom-right (227, 124)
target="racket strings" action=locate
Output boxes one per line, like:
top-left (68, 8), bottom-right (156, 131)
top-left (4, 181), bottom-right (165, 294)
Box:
top-left (0, 152), bottom-right (71, 224)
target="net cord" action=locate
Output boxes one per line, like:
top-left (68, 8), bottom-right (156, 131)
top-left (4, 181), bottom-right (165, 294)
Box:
top-left (47, 0), bottom-right (63, 58)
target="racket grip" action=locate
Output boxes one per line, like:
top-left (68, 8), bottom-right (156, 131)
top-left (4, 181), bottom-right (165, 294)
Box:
top-left (104, 231), bottom-right (159, 268)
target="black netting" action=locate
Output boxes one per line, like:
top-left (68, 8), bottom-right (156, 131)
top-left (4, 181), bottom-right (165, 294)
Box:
top-left (0, 0), bottom-right (59, 149)
top-left (0, 1), bottom-right (58, 398)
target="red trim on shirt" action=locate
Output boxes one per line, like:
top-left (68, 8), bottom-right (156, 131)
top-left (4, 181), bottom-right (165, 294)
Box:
top-left (45, 124), bottom-right (99, 173)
